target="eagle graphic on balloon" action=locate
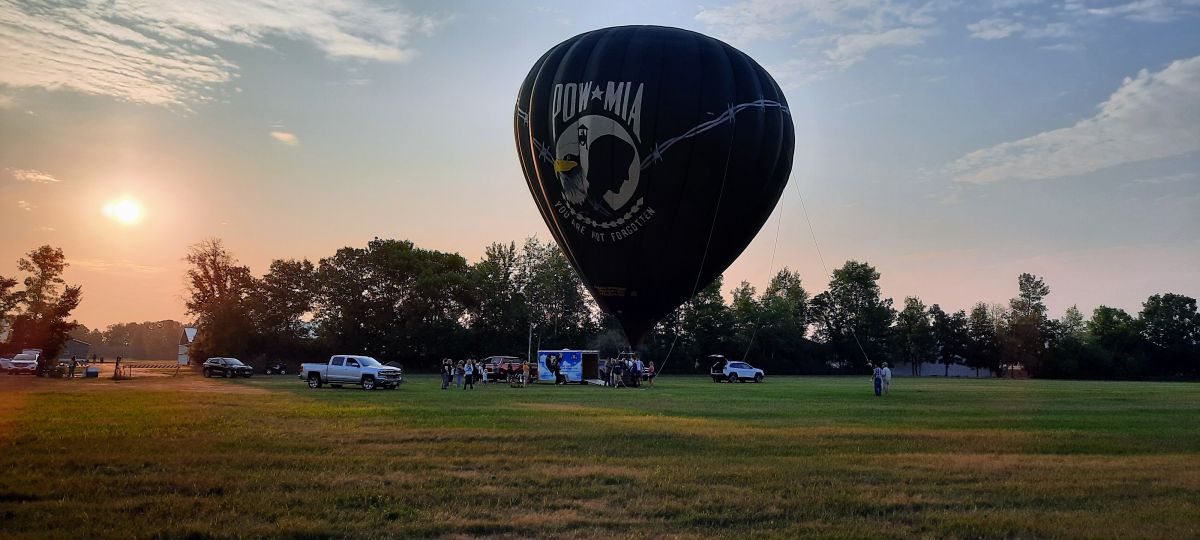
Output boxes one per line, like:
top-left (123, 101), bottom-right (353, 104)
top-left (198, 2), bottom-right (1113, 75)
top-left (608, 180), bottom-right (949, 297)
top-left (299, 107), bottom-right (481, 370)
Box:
top-left (515, 25), bottom-right (795, 349)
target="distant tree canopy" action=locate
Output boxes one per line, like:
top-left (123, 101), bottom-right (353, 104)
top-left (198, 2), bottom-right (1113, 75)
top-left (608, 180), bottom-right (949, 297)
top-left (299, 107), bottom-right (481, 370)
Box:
top-left (176, 237), bottom-right (1200, 379)
top-left (70, 320), bottom-right (184, 360)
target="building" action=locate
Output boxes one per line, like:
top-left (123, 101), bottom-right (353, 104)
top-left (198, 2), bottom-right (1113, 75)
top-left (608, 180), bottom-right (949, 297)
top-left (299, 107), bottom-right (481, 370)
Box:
top-left (57, 338), bottom-right (91, 360)
top-left (178, 327), bottom-right (197, 365)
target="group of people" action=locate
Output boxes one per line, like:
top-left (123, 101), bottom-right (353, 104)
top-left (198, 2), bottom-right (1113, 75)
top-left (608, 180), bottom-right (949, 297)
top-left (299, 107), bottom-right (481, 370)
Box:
top-left (440, 358), bottom-right (493, 390)
top-left (606, 357), bottom-right (654, 388)
top-left (869, 362), bottom-right (892, 396)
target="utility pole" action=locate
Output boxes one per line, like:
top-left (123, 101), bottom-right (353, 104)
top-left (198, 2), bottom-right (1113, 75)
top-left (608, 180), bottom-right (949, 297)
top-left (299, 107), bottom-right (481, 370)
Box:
top-left (527, 323), bottom-right (534, 363)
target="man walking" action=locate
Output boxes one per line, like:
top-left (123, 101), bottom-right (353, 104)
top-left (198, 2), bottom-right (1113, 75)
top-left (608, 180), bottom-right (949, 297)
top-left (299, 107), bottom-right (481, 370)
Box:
top-left (871, 364), bottom-right (883, 397)
top-left (69, 356), bottom-right (77, 378)
top-left (881, 362), bottom-right (892, 396)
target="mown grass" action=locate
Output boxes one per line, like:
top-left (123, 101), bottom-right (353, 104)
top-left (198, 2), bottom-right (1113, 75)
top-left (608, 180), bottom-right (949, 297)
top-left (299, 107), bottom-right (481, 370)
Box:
top-left (0, 375), bottom-right (1197, 538)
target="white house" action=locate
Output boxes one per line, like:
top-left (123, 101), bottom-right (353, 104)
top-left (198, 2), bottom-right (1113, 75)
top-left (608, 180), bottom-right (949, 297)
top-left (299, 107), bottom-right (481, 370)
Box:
top-left (178, 327), bottom-right (197, 365)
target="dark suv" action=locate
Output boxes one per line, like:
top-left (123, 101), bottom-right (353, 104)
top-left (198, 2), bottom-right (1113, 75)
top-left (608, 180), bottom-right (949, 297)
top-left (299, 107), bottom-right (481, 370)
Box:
top-left (203, 357), bottom-right (254, 378)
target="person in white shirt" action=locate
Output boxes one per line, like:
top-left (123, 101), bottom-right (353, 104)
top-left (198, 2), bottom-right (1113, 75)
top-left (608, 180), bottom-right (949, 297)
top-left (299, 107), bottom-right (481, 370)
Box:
top-left (881, 362), bottom-right (892, 396)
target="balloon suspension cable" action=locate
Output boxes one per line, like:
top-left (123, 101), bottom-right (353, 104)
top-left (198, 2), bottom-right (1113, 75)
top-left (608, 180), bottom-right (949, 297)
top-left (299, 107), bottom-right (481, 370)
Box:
top-left (793, 181), bottom-right (872, 366)
top-left (654, 107), bottom-right (739, 377)
top-left (739, 190), bottom-right (786, 362)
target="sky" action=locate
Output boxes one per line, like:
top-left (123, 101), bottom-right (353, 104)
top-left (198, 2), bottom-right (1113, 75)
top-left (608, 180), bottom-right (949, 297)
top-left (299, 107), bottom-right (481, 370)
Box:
top-left (0, 0), bottom-right (1197, 330)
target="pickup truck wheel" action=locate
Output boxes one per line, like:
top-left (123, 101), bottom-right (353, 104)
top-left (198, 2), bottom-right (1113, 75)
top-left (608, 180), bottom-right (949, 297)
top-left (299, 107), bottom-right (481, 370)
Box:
top-left (754, 373), bottom-right (763, 383)
top-left (307, 374), bottom-right (322, 389)
top-left (224, 370), bottom-right (231, 378)
top-left (361, 377), bottom-right (376, 391)
top-left (727, 373), bottom-right (738, 383)
top-left (203, 369), bottom-right (211, 378)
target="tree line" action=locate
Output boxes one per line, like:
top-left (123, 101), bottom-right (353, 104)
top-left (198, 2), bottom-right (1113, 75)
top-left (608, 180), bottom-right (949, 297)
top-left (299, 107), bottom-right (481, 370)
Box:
top-left (184, 237), bottom-right (1199, 378)
top-left (69, 320), bottom-right (185, 360)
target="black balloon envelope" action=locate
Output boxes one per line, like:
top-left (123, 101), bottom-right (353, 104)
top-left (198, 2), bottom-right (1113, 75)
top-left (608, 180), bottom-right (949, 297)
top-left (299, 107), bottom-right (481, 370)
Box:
top-left (514, 25), bottom-right (795, 347)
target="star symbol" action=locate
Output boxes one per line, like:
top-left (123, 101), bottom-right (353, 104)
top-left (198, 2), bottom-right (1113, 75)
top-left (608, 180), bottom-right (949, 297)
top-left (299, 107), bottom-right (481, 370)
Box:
top-left (591, 86), bottom-right (603, 101)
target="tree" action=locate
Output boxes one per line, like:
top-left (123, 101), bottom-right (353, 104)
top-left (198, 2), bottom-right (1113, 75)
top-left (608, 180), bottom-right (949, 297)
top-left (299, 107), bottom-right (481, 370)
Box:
top-left (966, 302), bottom-right (1000, 376)
top-left (1138, 293), bottom-right (1200, 376)
top-left (516, 238), bottom-right (595, 350)
top-left (679, 276), bottom-right (734, 366)
top-left (316, 238), bottom-right (474, 369)
top-left (1085, 306), bottom-right (1145, 377)
top-left (929, 305), bottom-right (969, 377)
top-left (468, 242), bottom-right (529, 357)
top-left (811, 261), bottom-right (895, 370)
top-left (1000, 273), bottom-right (1051, 377)
top-left (892, 297), bottom-right (932, 376)
top-left (184, 239), bottom-right (257, 361)
top-left (5, 246), bottom-right (83, 370)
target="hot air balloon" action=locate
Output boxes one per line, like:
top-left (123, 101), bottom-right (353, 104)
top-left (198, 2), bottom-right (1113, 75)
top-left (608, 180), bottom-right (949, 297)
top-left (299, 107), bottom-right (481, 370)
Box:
top-left (514, 25), bottom-right (794, 347)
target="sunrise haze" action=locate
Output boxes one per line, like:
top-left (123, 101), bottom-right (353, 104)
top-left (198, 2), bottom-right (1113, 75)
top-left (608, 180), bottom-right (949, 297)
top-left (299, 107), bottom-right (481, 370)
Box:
top-left (1, 0), bottom-right (1197, 330)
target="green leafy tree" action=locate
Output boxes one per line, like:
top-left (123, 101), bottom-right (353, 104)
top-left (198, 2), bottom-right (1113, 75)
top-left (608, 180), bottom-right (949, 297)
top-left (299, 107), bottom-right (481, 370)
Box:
top-left (468, 242), bottom-right (529, 357)
top-left (892, 297), bottom-right (932, 375)
top-left (811, 261), bottom-right (895, 370)
top-left (1138, 293), bottom-right (1200, 376)
top-left (1000, 273), bottom-right (1050, 377)
top-left (316, 238), bottom-right (473, 368)
top-left (5, 246), bottom-right (83, 369)
top-left (749, 269), bottom-right (812, 373)
top-left (966, 302), bottom-right (1000, 376)
top-left (929, 305), bottom-right (970, 377)
top-left (516, 238), bottom-right (596, 350)
top-left (184, 239), bottom-right (257, 361)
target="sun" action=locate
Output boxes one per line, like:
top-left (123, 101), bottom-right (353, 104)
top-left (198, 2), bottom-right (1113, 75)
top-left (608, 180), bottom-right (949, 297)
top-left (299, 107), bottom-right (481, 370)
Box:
top-left (102, 197), bottom-right (143, 225)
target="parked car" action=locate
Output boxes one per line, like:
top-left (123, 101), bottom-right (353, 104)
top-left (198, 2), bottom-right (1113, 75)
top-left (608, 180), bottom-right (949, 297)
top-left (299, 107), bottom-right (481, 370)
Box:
top-left (264, 361), bottom-right (288, 375)
top-left (300, 355), bottom-right (401, 390)
top-left (710, 355), bottom-right (764, 383)
top-left (1, 353), bottom-right (39, 375)
top-left (202, 357), bottom-right (254, 378)
top-left (485, 356), bottom-right (531, 382)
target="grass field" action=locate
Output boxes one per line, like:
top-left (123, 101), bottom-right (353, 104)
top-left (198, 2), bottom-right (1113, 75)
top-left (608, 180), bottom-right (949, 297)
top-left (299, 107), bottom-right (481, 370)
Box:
top-left (1, 373), bottom-right (1197, 538)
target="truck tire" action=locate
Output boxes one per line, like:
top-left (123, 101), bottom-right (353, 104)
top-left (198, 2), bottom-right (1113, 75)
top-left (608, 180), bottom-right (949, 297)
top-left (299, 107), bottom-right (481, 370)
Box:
top-left (754, 373), bottom-right (763, 383)
top-left (307, 374), bottom-right (322, 389)
top-left (203, 368), bottom-right (211, 378)
top-left (361, 376), bottom-right (376, 391)
top-left (727, 373), bottom-right (738, 383)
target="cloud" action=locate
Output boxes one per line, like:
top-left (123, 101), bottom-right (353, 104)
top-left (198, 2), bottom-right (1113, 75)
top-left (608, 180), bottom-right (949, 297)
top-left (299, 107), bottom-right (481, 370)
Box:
top-left (69, 258), bottom-right (166, 274)
top-left (270, 131), bottom-right (299, 146)
top-left (1087, 0), bottom-right (1199, 23)
top-left (17, 200), bottom-right (33, 211)
top-left (967, 18), bottom-right (1024, 40)
top-left (943, 55), bottom-right (1200, 183)
top-left (0, 93), bottom-right (12, 108)
top-left (8, 168), bottom-right (61, 183)
top-left (0, 1), bottom-right (446, 107)
top-left (697, 0), bottom-right (940, 88)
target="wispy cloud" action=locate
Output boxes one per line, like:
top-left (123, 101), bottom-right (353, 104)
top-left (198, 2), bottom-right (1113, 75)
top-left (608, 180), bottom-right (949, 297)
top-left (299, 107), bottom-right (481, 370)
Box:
top-left (8, 168), bottom-right (61, 183)
top-left (1084, 0), bottom-right (1200, 23)
top-left (697, 0), bottom-right (940, 88)
top-left (270, 131), bottom-right (299, 146)
top-left (943, 55), bottom-right (1200, 183)
top-left (16, 200), bottom-right (33, 211)
top-left (68, 258), bottom-right (166, 274)
top-left (0, 0), bottom-right (447, 107)
top-left (0, 93), bottom-right (13, 108)
top-left (967, 18), bottom-right (1024, 40)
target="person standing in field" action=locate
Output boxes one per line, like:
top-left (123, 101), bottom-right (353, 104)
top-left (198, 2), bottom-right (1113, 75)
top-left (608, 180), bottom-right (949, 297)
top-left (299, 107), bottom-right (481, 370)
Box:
top-left (455, 360), bottom-right (464, 389)
top-left (871, 364), bottom-right (883, 397)
top-left (479, 360), bottom-right (489, 386)
top-left (464, 360), bottom-right (475, 390)
top-left (881, 362), bottom-right (892, 396)
top-left (521, 359), bottom-right (530, 387)
top-left (68, 356), bottom-right (77, 378)
top-left (646, 361), bottom-right (656, 387)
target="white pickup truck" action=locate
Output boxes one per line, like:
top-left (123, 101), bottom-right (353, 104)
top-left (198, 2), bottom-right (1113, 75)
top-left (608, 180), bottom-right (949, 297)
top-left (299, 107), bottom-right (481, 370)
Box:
top-left (300, 355), bottom-right (401, 390)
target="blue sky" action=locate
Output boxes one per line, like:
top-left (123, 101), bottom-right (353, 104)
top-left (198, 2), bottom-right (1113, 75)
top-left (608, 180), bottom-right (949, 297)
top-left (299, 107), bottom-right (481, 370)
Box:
top-left (0, 0), bottom-right (1197, 328)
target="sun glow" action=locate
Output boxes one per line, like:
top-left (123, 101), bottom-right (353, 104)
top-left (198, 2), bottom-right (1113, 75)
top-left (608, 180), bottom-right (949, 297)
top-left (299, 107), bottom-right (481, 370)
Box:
top-left (103, 197), bottom-right (143, 225)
